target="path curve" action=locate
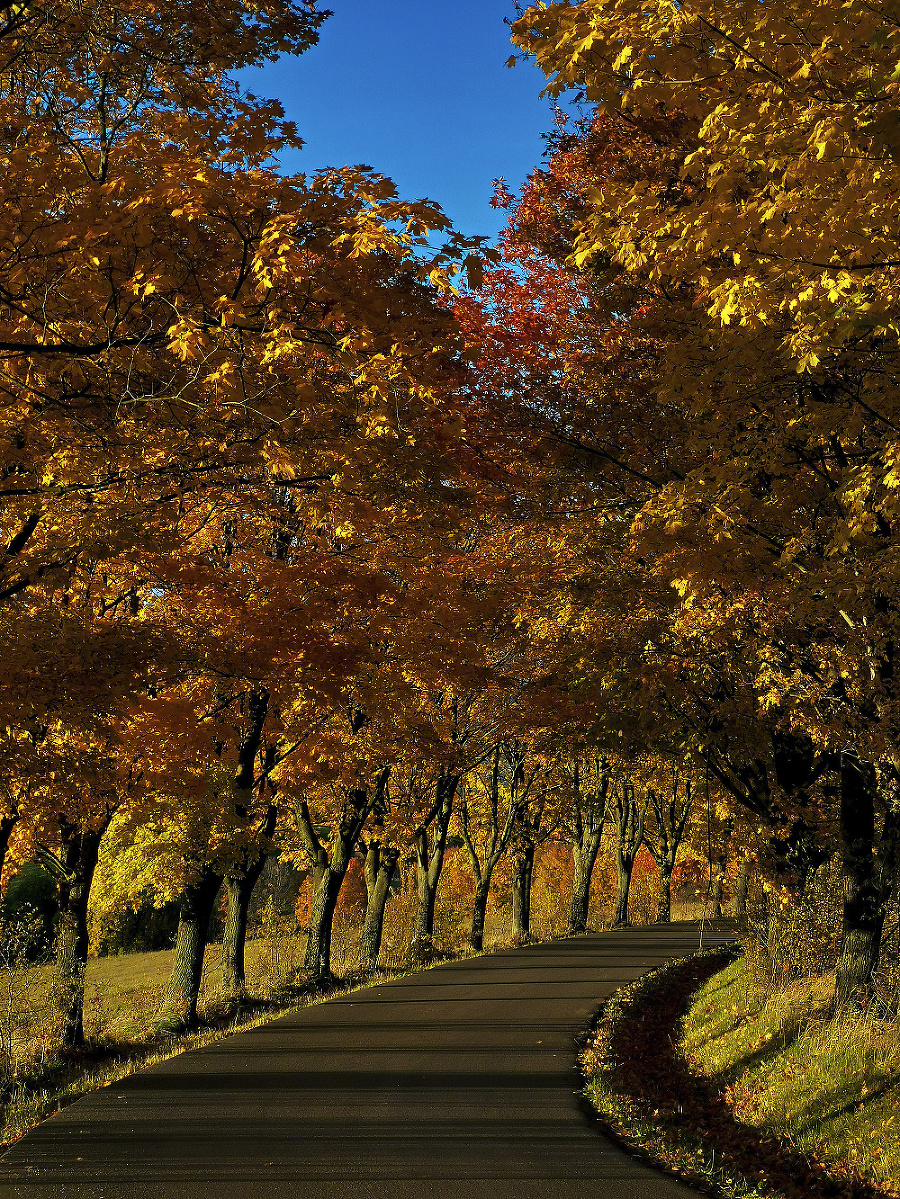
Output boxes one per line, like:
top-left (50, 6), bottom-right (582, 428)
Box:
top-left (0, 922), bottom-right (734, 1198)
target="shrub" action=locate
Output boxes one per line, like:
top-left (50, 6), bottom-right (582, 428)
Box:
top-left (1, 865), bottom-right (57, 959)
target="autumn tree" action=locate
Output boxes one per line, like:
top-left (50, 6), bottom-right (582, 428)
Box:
top-left (642, 765), bottom-right (695, 924)
top-left (509, 0), bottom-right (900, 1004)
top-left (290, 728), bottom-right (391, 987)
top-left (475, 85), bottom-right (900, 1006)
top-left (407, 767), bottom-right (461, 959)
top-left (458, 741), bottom-right (544, 952)
top-left (559, 754), bottom-right (611, 935)
top-left (0, 0), bottom-right (482, 800)
top-left (0, 0), bottom-right (519, 1050)
top-left (357, 835), bottom-right (400, 973)
top-left (509, 769), bottom-right (561, 944)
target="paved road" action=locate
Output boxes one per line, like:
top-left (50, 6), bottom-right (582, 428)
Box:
top-left (0, 922), bottom-right (734, 1198)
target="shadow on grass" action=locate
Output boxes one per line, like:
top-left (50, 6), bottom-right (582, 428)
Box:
top-left (583, 952), bottom-right (888, 1199)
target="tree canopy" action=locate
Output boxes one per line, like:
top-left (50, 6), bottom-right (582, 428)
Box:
top-left (2, 0), bottom-right (899, 1048)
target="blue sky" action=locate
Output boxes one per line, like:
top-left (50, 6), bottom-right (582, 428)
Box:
top-left (237, 0), bottom-right (562, 243)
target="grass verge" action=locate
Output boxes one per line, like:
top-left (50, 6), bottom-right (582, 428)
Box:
top-left (683, 957), bottom-right (900, 1193)
top-left (580, 947), bottom-right (897, 1198)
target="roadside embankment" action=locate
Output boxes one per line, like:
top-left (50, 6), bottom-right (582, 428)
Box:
top-left (580, 947), bottom-right (899, 1197)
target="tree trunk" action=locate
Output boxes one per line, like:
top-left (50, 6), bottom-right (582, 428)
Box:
top-left (710, 873), bottom-right (725, 918)
top-left (511, 845), bottom-right (535, 943)
top-left (164, 867), bottom-right (223, 1030)
top-left (0, 811), bottom-right (18, 884)
top-left (304, 860), bottom-right (346, 984)
top-left (655, 863), bottom-right (673, 924)
top-left (358, 842), bottom-right (398, 972)
top-left (221, 854), bottom-right (269, 997)
top-left (567, 836), bottom-right (602, 934)
top-left (611, 848), bottom-right (634, 928)
top-left (410, 771), bottom-right (458, 959)
top-left (834, 752), bottom-right (890, 1009)
top-left (469, 879), bottom-right (491, 952)
top-left (709, 819), bottom-right (733, 918)
top-left (295, 771), bottom-right (390, 986)
top-left (413, 859), bottom-right (440, 950)
top-left (53, 823), bottom-right (106, 1049)
top-left (735, 854), bottom-right (750, 917)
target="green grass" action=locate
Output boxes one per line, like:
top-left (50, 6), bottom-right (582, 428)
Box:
top-left (682, 957), bottom-right (900, 1191)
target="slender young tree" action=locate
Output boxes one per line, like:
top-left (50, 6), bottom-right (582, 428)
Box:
top-left (642, 766), bottom-right (694, 924)
top-left (458, 742), bottom-right (537, 952)
top-left (357, 837), bottom-right (400, 973)
top-left (409, 769), bottom-right (460, 959)
top-left (294, 764), bottom-right (391, 986)
top-left (609, 774), bottom-right (649, 929)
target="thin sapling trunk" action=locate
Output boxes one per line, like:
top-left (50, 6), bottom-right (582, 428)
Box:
top-left (511, 844), bottom-right (535, 944)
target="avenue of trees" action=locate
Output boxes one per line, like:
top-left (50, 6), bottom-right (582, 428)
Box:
top-left (1, 0), bottom-right (899, 1049)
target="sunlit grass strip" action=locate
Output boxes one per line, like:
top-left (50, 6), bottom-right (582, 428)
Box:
top-left (581, 948), bottom-right (897, 1199)
top-left (683, 957), bottom-right (900, 1194)
top-left (579, 946), bottom-right (767, 1199)
top-left (0, 935), bottom-right (508, 1149)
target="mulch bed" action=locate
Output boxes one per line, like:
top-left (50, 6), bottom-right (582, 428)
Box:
top-left (580, 948), bottom-right (894, 1198)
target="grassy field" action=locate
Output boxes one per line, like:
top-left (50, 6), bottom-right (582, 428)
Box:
top-left (683, 956), bottom-right (900, 1192)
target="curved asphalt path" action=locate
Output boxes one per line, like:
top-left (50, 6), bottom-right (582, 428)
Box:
top-left (0, 921), bottom-right (734, 1198)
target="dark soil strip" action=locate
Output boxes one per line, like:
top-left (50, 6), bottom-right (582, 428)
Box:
top-left (581, 950), bottom-right (891, 1199)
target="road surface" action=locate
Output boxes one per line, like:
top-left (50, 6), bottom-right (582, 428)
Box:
top-left (0, 922), bottom-right (734, 1198)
